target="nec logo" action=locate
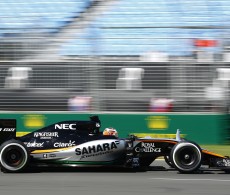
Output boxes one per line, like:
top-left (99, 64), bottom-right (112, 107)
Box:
top-left (55, 124), bottom-right (77, 130)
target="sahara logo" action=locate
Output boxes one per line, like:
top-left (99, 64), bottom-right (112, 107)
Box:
top-left (75, 141), bottom-right (119, 155)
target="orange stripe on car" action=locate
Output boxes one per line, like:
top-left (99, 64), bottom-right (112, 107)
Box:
top-left (31, 147), bottom-right (75, 154)
top-left (140, 140), bottom-right (177, 144)
top-left (202, 149), bottom-right (225, 158)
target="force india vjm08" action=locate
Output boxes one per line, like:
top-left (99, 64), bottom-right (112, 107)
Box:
top-left (0, 116), bottom-right (229, 173)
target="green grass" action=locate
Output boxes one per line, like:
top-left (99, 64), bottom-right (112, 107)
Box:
top-left (201, 145), bottom-right (230, 156)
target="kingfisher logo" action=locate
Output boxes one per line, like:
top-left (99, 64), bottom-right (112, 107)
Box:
top-left (34, 132), bottom-right (59, 139)
top-left (75, 141), bottom-right (119, 157)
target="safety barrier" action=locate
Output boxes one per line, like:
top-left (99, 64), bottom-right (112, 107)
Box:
top-left (0, 112), bottom-right (226, 144)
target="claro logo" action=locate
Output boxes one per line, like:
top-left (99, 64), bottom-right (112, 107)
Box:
top-left (55, 124), bottom-right (77, 130)
top-left (54, 140), bottom-right (76, 148)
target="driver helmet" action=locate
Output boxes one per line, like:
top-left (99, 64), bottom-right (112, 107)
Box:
top-left (103, 127), bottom-right (118, 138)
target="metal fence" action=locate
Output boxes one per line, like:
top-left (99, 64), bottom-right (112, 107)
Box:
top-left (0, 0), bottom-right (230, 112)
top-left (0, 59), bottom-right (229, 112)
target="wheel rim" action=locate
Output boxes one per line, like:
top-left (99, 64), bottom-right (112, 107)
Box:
top-left (4, 147), bottom-right (24, 167)
top-left (176, 147), bottom-right (196, 166)
top-left (173, 143), bottom-right (201, 172)
top-left (0, 144), bottom-right (27, 171)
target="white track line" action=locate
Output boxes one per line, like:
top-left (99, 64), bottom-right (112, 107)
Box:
top-left (150, 178), bottom-right (230, 182)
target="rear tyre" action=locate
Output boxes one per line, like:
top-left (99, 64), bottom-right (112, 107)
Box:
top-left (170, 142), bottom-right (202, 173)
top-left (0, 140), bottom-right (29, 173)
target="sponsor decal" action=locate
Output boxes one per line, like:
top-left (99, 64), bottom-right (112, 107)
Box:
top-left (76, 141), bottom-right (119, 159)
top-left (217, 159), bottom-right (230, 167)
top-left (132, 133), bottom-right (186, 139)
top-left (43, 154), bottom-right (56, 158)
top-left (23, 114), bottom-right (45, 128)
top-left (132, 158), bottom-right (140, 167)
top-left (34, 132), bottom-right (59, 139)
top-left (223, 159), bottom-right (230, 166)
top-left (25, 141), bottom-right (44, 148)
top-left (54, 140), bottom-right (76, 148)
top-left (146, 116), bottom-right (170, 130)
top-left (0, 128), bottom-right (15, 132)
top-left (55, 123), bottom-right (77, 130)
top-left (49, 154), bottom-right (56, 158)
top-left (135, 142), bottom-right (161, 153)
top-left (55, 122), bottom-right (100, 130)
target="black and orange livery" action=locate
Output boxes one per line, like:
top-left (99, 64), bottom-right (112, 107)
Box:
top-left (0, 116), bottom-right (229, 173)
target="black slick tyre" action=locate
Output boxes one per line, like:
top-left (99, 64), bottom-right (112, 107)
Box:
top-left (0, 140), bottom-right (29, 173)
top-left (170, 142), bottom-right (202, 173)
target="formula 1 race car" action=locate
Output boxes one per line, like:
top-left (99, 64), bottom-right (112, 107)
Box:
top-left (0, 116), bottom-right (229, 173)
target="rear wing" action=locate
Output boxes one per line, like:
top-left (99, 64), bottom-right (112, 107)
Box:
top-left (0, 119), bottom-right (16, 145)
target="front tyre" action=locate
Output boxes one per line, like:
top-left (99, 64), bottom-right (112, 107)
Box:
top-left (170, 142), bottom-right (202, 173)
top-left (0, 140), bottom-right (29, 173)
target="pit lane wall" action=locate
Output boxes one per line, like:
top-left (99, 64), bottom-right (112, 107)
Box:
top-left (0, 112), bottom-right (227, 144)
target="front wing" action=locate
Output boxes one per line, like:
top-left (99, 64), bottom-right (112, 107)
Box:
top-left (210, 158), bottom-right (230, 169)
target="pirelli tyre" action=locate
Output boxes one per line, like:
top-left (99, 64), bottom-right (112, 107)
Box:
top-left (170, 142), bottom-right (202, 173)
top-left (0, 140), bottom-right (30, 173)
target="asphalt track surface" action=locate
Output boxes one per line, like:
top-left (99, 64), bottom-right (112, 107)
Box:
top-left (0, 160), bottom-right (229, 195)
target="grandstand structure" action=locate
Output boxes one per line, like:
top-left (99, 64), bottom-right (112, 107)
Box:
top-left (0, 0), bottom-right (229, 112)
